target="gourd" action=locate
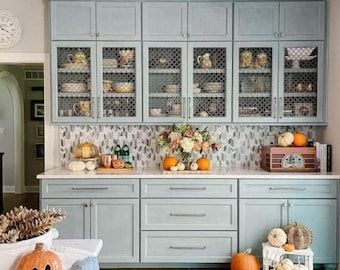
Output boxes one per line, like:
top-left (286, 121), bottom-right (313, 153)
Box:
top-left (73, 142), bottom-right (99, 159)
top-left (293, 132), bottom-right (307, 147)
top-left (85, 161), bottom-right (96, 171)
top-left (112, 159), bottom-right (125, 169)
top-left (268, 228), bottom-right (287, 247)
top-left (284, 223), bottom-right (313, 250)
top-left (277, 132), bottom-right (294, 147)
top-left (196, 157), bottom-right (211, 170)
top-left (68, 160), bottom-right (86, 171)
top-left (190, 162), bottom-right (198, 171)
top-left (283, 243), bottom-right (295, 252)
top-left (293, 264), bottom-right (308, 270)
top-left (16, 243), bottom-right (62, 270)
top-left (177, 162), bottom-right (185, 171)
top-left (163, 156), bottom-right (178, 170)
top-left (231, 249), bottom-right (260, 270)
top-left (276, 258), bottom-right (294, 270)
top-left (170, 166), bottom-right (178, 171)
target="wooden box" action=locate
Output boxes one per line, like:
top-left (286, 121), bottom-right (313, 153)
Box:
top-left (260, 145), bottom-right (317, 172)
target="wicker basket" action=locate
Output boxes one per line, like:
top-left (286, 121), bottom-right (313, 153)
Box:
top-left (260, 145), bottom-right (317, 172)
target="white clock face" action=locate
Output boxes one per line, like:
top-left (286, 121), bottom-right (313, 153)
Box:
top-left (0, 11), bottom-right (22, 49)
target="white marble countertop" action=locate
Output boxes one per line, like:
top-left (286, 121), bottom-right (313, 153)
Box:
top-left (37, 167), bottom-right (340, 180)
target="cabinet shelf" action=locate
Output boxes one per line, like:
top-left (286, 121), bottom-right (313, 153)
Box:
top-left (239, 93), bottom-right (271, 98)
top-left (194, 93), bottom-right (225, 98)
top-left (103, 68), bottom-right (135, 74)
top-left (149, 68), bottom-right (181, 74)
top-left (284, 92), bottom-right (317, 98)
top-left (58, 92), bottom-right (91, 98)
top-left (193, 69), bottom-right (225, 74)
top-left (103, 93), bottom-right (135, 98)
top-left (284, 68), bottom-right (317, 73)
top-left (58, 68), bottom-right (90, 73)
top-left (149, 93), bottom-right (181, 98)
top-left (239, 68), bottom-right (271, 74)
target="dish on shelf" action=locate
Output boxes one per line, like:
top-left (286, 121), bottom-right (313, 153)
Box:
top-left (113, 82), bottom-right (134, 93)
top-left (150, 108), bottom-right (162, 117)
top-left (164, 84), bottom-right (180, 93)
top-left (198, 111), bottom-right (209, 117)
top-left (103, 80), bottom-right (113, 93)
top-left (294, 103), bottom-right (314, 117)
top-left (287, 47), bottom-right (316, 59)
top-left (203, 82), bottom-right (223, 93)
top-left (61, 82), bottom-right (87, 93)
top-left (285, 55), bottom-right (317, 61)
top-left (62, 63), bottom-right (89, 70)
top-left (103, 58), bottom-right (118, 69)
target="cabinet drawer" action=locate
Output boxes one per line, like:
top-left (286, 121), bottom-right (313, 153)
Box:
top-left (239, 180), bottom-right (337, 198)
top-left (41, 179), bottom-right (139, 198)
top-left (141, 179), bottom-right (237, 198)
top-left (141, 199), bottom-right (237, 230)
top-left (141, 231), bottom-right (237, 263)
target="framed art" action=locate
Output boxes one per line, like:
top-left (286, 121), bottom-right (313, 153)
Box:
top-left (35, 143), bottom-right (44, 159)
top-left (36, 125), bottom-right (44, 138)
top-left (31, 100), bottom-right (44, 121)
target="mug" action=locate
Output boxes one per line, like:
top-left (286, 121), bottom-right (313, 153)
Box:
top-left (101, 154), bottom-right (112, 168)
top-left (73, 101), bottom-right (91, 117)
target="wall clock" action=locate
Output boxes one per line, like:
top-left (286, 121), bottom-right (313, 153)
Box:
top-left (0, 11), bottom-right (23, 49)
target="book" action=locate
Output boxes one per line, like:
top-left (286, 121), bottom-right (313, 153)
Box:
top-left (327, 144), bottom-right (332, 172)
top-left (314, 142), bottom-right (332, 173)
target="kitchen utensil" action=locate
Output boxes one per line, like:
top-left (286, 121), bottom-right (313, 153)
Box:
top-left (197, 53), bottom-right (212, 69)
top-left (255, 52), bottom-right (268, 68)
top-left (67, 49), bottom-right (88, 65)
top-left (103, 80), bottom-right (113, 93)
top-left (240, 50), bottom-right (253, 68)
top-left (164, 84), bottom-right (180, 93)
top-left (73, 101), bottom-right (91, 117)
top-left (113, 82), bottom-right (134, 93)
top-left (119, 49), bottom-right (134, 68)
top-left (61, 82), bottom-right (87, 93)
top-left (103, 58), bottom-right (118, 69)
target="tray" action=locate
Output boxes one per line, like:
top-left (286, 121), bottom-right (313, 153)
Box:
top-left (96, 167), bottom-right (134, 173)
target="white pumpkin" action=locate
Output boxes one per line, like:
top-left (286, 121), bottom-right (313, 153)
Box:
top-left (177, 162), bottom-right (185, 171)
top-left (277, 132), bottom-right (294, 147)
top-left (276, 259), bottom-right (294, 270)
top-left (170, 166), bottom-right (178, 172)
top-left (85, 161), bottom-right (96, 171)
top-left (281, 259), bottom-right (294, 268)
top-left (268, 228), bottom-right (287, 247)
top-left (68, 160), bottom-right (86, 172)
top-left (190, 162), bottom-right (198, 171)
top-left (293, 265), bottom-right (308, 270)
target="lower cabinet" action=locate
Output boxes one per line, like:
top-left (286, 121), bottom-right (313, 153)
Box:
top-left (42, 198), bottom-right (139, 263)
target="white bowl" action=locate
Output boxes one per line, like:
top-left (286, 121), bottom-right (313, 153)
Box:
top-left (287, 47), bottom-right (315, 59)
top-left (113, 82), bottom-right (134, 93)
top-left (164, 84), bottom-right (181, 93)
top-left (61, 83), bottom-right (87, 93)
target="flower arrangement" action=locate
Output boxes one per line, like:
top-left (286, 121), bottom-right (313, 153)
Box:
top-left (158, 124), bottom-right (219, 168)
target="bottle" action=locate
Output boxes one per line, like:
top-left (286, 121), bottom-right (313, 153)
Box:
top-left (121, 144), bottom-right (130, 162)
top-left (114, 145), bottom-right (122, 160)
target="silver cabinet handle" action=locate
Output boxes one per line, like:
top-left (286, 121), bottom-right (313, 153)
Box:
top-left (97, 96), bottom-right (101, 118)
top-left (72, 187), bottom-right (109, 191)
top-left (279, 97), bottom-right (283, 118)
top-left (181, 33), bottom-right (187, 38)
top-left (170, 246), bottom-right (206, 250)
top-left (170, 187), bottom-right (207, 191)
top-left (91, 97), bottom-right (96, 118)
top-left (274, 32), bottom-right (279, 38)
top-left (182, 97), bottom-right (185, 119)
top-left (188, 97), bottom-right (192, 118)
top-left (84, 203), bottom-right (89, 207)
top-left (170, 213), bottom-right (206, 217)
top-left (269, 187), bottom-right (306, 191)
top-left (280, 33), bottom-right (285, 37)
top-left (273, 97), bottom-right (277, 118)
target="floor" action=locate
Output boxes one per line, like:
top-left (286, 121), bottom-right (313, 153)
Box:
top-left (3, 192), bottom-right (39, 212)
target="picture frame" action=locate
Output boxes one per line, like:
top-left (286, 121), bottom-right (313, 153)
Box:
top-left (36, 125), bottom-right (44, 138)
top-left (35, 143), bottom-right (44, 159)
top-left (31, 86), bottom-right (44, 91)
top-left (31, 100), bottom-right (44, 121)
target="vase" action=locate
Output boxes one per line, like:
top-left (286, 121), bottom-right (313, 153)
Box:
top-left (180, 153), bottom-right (194, 170)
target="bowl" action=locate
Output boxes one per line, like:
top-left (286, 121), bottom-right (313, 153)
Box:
top-left (287, 47), bottom-right (315, 59)
top-left (204, 82), bottom-right (223, 93)
top-left (164, 84), bottom-right (181, 93)
top-left (61, 82), bottom-right (87, 93)
top-left (150, 108), bottom-right (162, 116)
top-left (113, 82), bottom-right (134, 93)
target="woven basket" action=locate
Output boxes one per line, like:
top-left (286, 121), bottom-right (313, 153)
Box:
top-left (284, 222), bottom-right (313, 250)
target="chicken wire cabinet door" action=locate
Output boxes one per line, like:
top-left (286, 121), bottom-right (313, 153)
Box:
top-left (234, 2), bottom-right (279, 41)
top-left (51, 41), bottom-right (98, 123)
top-left (278, 42), bottom-right (324, 123)
top-left (233, 42), bottom-right (279, 123)
top-left (143, 42), bottom-right (188, 123)
top-left (279, 2), bottom-right (325, 41)
top-left (142, 3), bottom-right (187, 41)
top-left (51, 1), bottom-right (96, 41)
top-left (188, 2), bottom-right (232, 41)
top-left (188, 42), bottom-right (232, 123)
top-left (97, 42), bottom-right (142, 123)
top-left (96, 2), bottom-right (141, 41)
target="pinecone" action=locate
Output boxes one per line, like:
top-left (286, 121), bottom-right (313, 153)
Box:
top-left (0, 229), bottom-right (19, 243)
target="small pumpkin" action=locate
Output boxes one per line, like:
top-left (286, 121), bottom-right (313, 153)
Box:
top-left (68, 160), bottom-right (86, 171)
top-left (177, 162), bottom-right (185, 171)
top-left (293, 132), bottom-right (307, 147)
top-left (284, 222), bottom-right (313, 250)
top-left (231, 249), bottom-right (260, 270)
top-left (283, 243), bottom-right (295, 252)
top-left (16, 243), bottom-right (62, 270)
top-left (196, 157), bottom-right (211, 170)
top-left (293, 264), bottom-right (308, 270)
top-left (276, 258), bottom-right (294, 270)
top-left (277, 132), bottom-right (294, 147)
top-left (73, 142), bottom-right (99, 159)
top-left (112, 159), bottom-right (125, 169)
top-left (190, 162), bottom-right (198, 171)
top-left (268, 228), bottom-right (287, 247)
top-left (170, 166), bottom-right (178, 171)
top-left (163, 156), bottom-right (178, 170)
top-left (85, 161), bottom-right (96, 171)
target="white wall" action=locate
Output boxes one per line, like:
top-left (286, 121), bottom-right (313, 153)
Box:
top-left (0, 81), bottom-right (15, 191)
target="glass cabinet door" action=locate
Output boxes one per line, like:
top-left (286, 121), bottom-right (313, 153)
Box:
top-left (279, 41), bottom-right (324, 123)
top-left (143, 42), bottom-right (187, 122)
top-left (97, 42), bottom-right (142, 123)
top-left (51, 41), bottom-right (97, 122)
top-left (233, 42), bottom-right (278, 123)
top-left (188, 42), bottom-right (232, 122)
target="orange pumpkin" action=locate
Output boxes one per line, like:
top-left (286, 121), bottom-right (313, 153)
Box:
top-left (231, 249), bottom-right (260, 270)
top-left (196, 157), bottom-right (211, 170)
top-left (293, 132), bottom-right (307, 147)
top-left (162, 156), bottom-right (178, 170)
top-left (16, 243), bottom-right (62, 270)
top-left (283, 243), bottom-right (295, 252)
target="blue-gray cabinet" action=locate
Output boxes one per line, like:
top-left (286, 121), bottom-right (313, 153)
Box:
top-left (142, 2), bottom-right (233, 41)
top-left (234, 2), bottom-right (325, 41)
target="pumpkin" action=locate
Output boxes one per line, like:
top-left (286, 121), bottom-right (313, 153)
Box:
top-left (293, 132), bottom-right (307, 147)
top-left (177, 162), bottom-right (185, 171)
top-left (196, 157), bottom-right (211, 170)
top-left (112, 159), bottom-right (125, 169)
top-left (268, 228), bottom-right (287, 247)
top-left (68, 160), bottom-right (86, 171)
top-left (73, 142), bottom-right (99, 159)
top-left (16, 243), bottom-right (62, 270)
top-left (276, 258), bottom-right (294, 270)
top-left (231, 249), bottom-right (260, 270)
top-left (85, 161), bottom-right (96, 171)
top-left (163, 156), bottom-right (178, 170)
top-left (283, 243), bottom-right (295, 252)
top-left (293, 264), bottom-right (308, 270)
top-left (190, 162), bottom-right (198, 171)
top-left (284, 222), bottom-right (313, 250)
top-left (277, 132), bottom-right (294, 147)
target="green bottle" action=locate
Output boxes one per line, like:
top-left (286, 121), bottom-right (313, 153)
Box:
top-left (121, 144), bottom-right (130, 162)
top-left (114, 145), bottom-right (122, 159)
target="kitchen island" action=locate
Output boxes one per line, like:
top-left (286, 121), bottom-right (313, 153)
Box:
top-left (38, 167), bottom-right (339, 269)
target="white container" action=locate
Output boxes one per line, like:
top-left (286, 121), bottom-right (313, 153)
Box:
top-left (0, 228), bottom-right (59, 270)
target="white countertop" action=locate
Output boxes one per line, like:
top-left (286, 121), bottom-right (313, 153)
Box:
top-left (37, 167), bottom-right (340, 180)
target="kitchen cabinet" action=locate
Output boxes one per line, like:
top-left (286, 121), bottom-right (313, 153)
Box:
top-left (143, 2), bottom-right (232, 41)
top-left (234, 2), bottom-right (325, 41)
top-left (51, 1), bottom-right (96, 41)
top-left (51, 1), bottom-right (141, 41)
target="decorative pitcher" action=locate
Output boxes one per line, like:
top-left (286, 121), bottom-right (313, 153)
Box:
top-left (197, 53), bottom-right (212, 69)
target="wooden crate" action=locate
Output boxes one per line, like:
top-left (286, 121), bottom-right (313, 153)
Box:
top-left (260, 145), bottom-right (317, 172)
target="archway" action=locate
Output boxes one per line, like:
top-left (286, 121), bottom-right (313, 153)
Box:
top-left (0, 71), bottom-right (24, 194)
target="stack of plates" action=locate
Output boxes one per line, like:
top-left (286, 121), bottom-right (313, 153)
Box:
top-left (204, 82), bottom-right (223, 93)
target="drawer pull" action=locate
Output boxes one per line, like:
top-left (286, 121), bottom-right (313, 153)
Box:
top-left (71, 187), bottom-right (109, 191)
top-left (170, 246), bottom-right (206, 250)
top-left (170, 187), bottom-right (207, 191)
top-left (170, 213), bottom-right (206, 217)
top-left (269, 187), bottom-right (306, 191)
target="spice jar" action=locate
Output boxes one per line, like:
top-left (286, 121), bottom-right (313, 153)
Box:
top-left (240, 50), bottom-right (253, 68)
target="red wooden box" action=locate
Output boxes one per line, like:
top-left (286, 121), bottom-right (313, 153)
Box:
top-left (260, 145), bottom-right (317, 172)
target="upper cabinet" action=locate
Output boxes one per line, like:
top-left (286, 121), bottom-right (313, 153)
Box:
top-left (51, 1), bottom-right (141, 41)
top-left (51, 1), bottom-right (96, 40)
top-left (234, 1), bottom-right (325, 41)
top-left (142, 2), bottom-right (233, 41)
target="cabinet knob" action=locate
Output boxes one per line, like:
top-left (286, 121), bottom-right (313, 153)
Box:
top-left (274, 33), bottom-right (279, 38)
top-left (85, 203), bottom-right (89, 207)
top-left (280, 33), bottom-right (285, 37)
top-left (282, 203), bottom-right (288, 207)
top-left (289, 203), bottom-right (294, 207)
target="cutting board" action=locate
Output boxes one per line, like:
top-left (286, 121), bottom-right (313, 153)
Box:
top-left (96, 167), bottom-right (134, 173)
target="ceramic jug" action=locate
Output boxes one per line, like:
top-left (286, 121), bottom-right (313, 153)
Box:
top-left (197, 53), bottom-right (212, 69)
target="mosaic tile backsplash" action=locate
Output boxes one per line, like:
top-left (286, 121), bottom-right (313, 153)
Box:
top-left (60, 125), bottom-right (315, 168)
